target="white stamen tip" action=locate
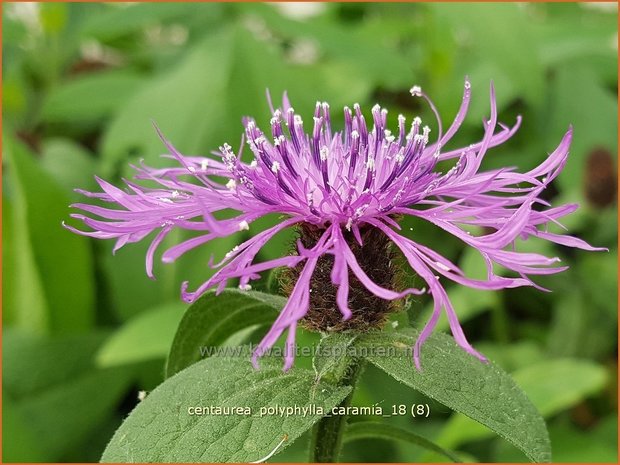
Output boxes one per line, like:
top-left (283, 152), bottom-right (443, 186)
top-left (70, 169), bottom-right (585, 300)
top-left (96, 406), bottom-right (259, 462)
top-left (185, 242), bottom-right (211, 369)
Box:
top-left (226, 179), bottom-right (237, 190)
top-left (351, 130), bottom-right (359, 139)
top-left (239, 283), bottom-right (252, 291)
top-left (187, 166), bottom-right (196, 173)
top-left (271, 161), bottom-right (280, 173)
top-left (239, 220), bottom-right (250, 231)
top-left (250, 160), bottom-right (258, 168)
top-left (410, 85), bottom-right (422, 96)
top-left (171, 190), bottom-right (180, 199)
top-left (320, 147), bottom-right (329, 161)
top-left (201, 159), bottom-right (209, 171)
top-left (345, 218), bottom-right (353, 231)
top-left (137, 390), bottom-right (147, 402)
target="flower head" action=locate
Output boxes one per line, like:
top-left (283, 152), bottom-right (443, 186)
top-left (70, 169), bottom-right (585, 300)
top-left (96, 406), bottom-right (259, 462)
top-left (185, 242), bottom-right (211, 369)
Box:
top-left (66, 79), bottom-right (603, 371)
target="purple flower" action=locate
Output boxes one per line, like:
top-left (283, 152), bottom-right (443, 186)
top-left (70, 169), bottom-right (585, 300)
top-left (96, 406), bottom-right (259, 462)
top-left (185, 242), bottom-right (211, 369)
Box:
top-left (66, 79), bottom-right (603, 371)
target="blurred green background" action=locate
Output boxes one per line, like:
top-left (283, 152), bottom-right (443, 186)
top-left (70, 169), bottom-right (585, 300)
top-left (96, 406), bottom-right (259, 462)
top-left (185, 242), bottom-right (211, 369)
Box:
top-left (2, 2), bottom-right (618, 462)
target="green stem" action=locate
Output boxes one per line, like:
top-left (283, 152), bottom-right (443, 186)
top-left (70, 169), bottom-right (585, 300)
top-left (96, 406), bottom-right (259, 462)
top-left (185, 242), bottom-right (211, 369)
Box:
top-left (309, 357), bottom-right (364, 462)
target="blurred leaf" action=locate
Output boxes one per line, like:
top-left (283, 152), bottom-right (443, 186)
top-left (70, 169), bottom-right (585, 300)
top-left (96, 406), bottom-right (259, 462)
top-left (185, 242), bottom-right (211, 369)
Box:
top-left (2, 198), bottom-right (17, 324)
top-left (102, 352), bottom-right (351, 462)
top-left (40, 3), bottom-right (68, 35)
top-left (433, 358), bottom-right (608, 453)
top-left (430, 3), bottom-right (544, 108)
top-left (344, 421), bottom-right (462, 462)
top-left (39, 138), bottom-right (97, 197)
top-left (360, 329), bottom-right (551, 462)
top-left (96, 301), bottom-right (186, 368)
top-left (244, 3), bottom-right (413, 88)
top-left (5, 137), bottom-right (95, 333)
top-left (3, 330), bottom-right (132, 461)
top-left (494, 415), bottom-right (619, 463)
top-left (2, 394), bottom-right (46, 462)
top-left (548, 64), bottom-right (617, 193)
top-left (474, 341), bottom-right (545, 373)
top-left (41, 70), bottom-right (145, 124)
top-left (80, 2), bottom-right (208, 41)
top-left (166, 289), bottom-right (283, 377)
top-left (3, 329), bottom-right (106, 399)
top-left (12, 366), bottom-right (132, 461)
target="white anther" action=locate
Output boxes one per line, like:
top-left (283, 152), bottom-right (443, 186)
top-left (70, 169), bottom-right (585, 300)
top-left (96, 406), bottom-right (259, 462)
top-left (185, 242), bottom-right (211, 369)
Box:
top-left (171, 190), bottom-right (180, 199)
top-left (201, 159), bottom-right (209, 171)
top-left (410, 85), bottom-right (422, 96)
top-left (398, 114), bottom-right (406, 125)
top-left (239, 284), bottom-right (252, 291)
top-left (250, 160), bottom-right (258, 168)
top-left (345, 218), bottom-right (353, 231)
top-left (372, 103), bottom-right (381, 113)
top-left (226, 179), bottom-right (237, 190)
top-left (294, 115), bottom-right (303, 125)
top-left (413, 116), bottom-right (422, 126)
top-left (464, 80), bottom-right (471, 90)
top-left (247, 121), bottom-right (256, 129)
top-left (351, 130), bottom-right (359, 139)
top-left (238, 220), bottom-right (250, 231)
top-left (159, 197), bottom-right (173, 203)
top-left (322, 102), bottom-right (329, 110)
top-left (395, 149), bottom-right (405, 164)
top-left (320, 147), bottom-right (329, 161)
top-left (225, 245), bottom-right (240, 258)
top-left (138, 391), bottom-right (147, 402)
top-left (271, 161), bottom-right (280, 173)
top-left (366, 157), bottom-right (376, 171)
top-left (187, 166), bottom-right (196, 173)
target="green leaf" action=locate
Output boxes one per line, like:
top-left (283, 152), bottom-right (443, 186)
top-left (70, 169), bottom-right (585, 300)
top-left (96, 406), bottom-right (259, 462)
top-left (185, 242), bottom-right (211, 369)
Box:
top-left (80, 3), bottom-right (207, 41)
top-left (13, 367), bottom-right (132, 461)
top-left (344, 422), bottom-right (462, 463)
top-left (2, 394), bottom-right (46, 462)
top-left (166, 289), bottom-right (284, 377)
top-left (548, 63), bottom-right (617, 193)
top-left (39, 138), bottom-right (97, 198)
top-left (96, 301), bottom-right (186, 368)
top-left (313, 332), bottom-right (359, 383)
top-left (4, 137), bottom-right (95, 334)
top-left (2, 329), bottom-right (106, 399)
top-left (102, 352), bottom-right (351, 462)
top-left (430, 3), bottom-right (544, 108)
top-left (3, 330), bottom-right (133, 461)
top-left (360, 329), bottom-right (551, 463)
top-left (432, 358), bottom-right (609, 455)
top-left (41, 70), bottom-right (144, 124)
